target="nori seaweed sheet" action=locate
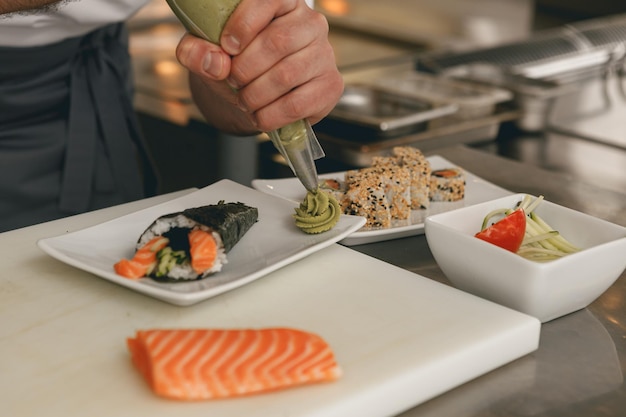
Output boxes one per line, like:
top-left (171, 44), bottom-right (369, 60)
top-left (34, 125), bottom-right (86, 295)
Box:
top-left (182, 201), bottom-right (258, 252)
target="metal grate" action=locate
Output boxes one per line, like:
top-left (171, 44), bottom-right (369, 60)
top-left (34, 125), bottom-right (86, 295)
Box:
top-left (419, 36), bottom-right (579, 71)
top-left (572, 14), bottom-right (626, 48)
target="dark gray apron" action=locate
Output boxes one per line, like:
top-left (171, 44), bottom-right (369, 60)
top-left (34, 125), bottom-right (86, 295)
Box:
top-left (0, 23), bottom-right (158, 232)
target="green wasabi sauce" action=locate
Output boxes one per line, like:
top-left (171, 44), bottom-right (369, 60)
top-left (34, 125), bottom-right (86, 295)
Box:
top-left (294, 188), bottom-right (341, 234)
top-left (277, 119), bottom-right (307, 146)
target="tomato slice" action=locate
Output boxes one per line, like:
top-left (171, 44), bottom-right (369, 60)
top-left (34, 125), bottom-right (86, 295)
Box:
top-left (475, 208), bottom-right (526, 252)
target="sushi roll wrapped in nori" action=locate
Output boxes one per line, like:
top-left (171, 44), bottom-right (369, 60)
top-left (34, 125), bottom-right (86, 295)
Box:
top-left (114, 201), bottom-right (258, 281)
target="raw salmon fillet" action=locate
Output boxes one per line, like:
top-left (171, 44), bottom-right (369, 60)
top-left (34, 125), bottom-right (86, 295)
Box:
top-left (127, 328), bottom-right (342, 400)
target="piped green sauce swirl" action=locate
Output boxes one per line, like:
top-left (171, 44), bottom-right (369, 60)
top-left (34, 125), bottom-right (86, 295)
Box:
top-left (294, 188), bottom-right (341, 234)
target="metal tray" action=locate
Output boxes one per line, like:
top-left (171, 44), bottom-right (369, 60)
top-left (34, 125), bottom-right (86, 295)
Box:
top-left (315, 84), bottom-right (458, 140)
top-left (315, 103), bottom-right (521, 167)
top-left (436, 60), bottom-right (607, 131)
top-left (372, 71), bottom-right (513, 119)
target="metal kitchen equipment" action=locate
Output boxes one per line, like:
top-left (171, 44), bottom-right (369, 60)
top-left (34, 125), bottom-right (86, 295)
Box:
top-left (314, 84), bottom-right (459, 140)
top-left (312, 56), bottom-right (518, 166)
top-left (371, 70), bottom-right (513, 121)
top-left (416, 13), bottom-right (626, 131)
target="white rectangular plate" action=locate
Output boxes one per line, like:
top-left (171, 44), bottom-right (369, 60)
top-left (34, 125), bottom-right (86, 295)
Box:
top-left (252, 155), bottom-right (511, 245)
top-left (37, 180), bottom-right (366, 306)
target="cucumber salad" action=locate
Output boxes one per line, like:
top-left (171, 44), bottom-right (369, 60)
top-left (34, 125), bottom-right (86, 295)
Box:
top-left (475, 195), bottom-right (580, 261)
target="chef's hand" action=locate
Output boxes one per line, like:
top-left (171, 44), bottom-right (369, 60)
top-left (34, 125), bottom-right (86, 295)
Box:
top-left (175, 0), bottom-right (343, 135)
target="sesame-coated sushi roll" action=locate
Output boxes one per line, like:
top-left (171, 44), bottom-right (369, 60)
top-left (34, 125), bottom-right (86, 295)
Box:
top-left (345, 166), bottom-right (411, 220)
top-left (371, 155), bottom-right (400, 167)
top-left (392, 147), bottom-right (431, 209)
top-left (318, 178), bottom-right (346, 202)
top-left (429, 168), bottom-right (465, 202)
top-left (341, 185), bottom-right (392, 228)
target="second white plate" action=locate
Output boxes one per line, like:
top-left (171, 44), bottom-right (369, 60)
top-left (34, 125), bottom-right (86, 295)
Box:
top-left (252, 155), bottom-right (512, 245)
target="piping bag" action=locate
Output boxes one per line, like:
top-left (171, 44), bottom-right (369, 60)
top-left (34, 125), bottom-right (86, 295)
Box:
top-left (166, 0), bottom-right (324, 192)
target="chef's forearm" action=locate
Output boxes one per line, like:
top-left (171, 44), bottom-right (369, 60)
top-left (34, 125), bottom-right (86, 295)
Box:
top-left (0, 0), bottom-right (62, 14)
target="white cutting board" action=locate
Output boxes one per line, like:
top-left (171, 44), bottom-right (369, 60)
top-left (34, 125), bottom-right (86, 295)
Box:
top-left (3, 244), bottom-right (539, 417)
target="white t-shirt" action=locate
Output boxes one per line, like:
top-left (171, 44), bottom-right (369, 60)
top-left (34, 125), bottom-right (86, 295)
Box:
top-left (0, 0), bottom-right (152, 47)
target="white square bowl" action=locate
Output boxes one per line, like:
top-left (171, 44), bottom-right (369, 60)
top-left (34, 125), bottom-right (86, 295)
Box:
top-left (424, 194), bottom-right (626, 322)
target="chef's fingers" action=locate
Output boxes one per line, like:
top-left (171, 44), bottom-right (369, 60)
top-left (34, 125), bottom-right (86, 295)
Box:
top-left (252, 65), bottom-right (343, 131)
top-left (220, 0), bottom-right (300, 56)
top-left (176, 33), bottom-right (232, 81)
top-left (229, 6), bottom-right (325, 91)
top-left (232, 33), bottom-right (342, 131)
